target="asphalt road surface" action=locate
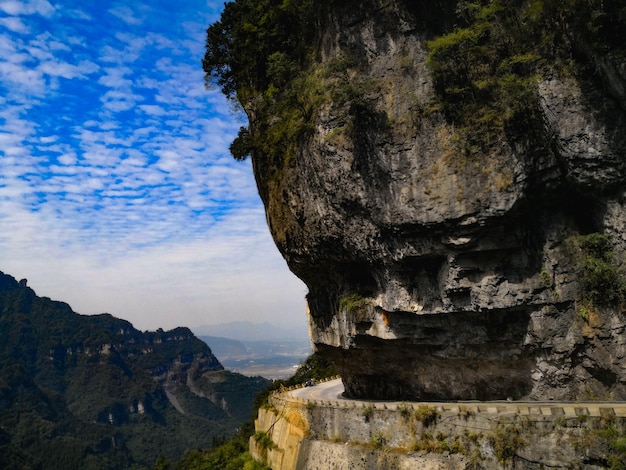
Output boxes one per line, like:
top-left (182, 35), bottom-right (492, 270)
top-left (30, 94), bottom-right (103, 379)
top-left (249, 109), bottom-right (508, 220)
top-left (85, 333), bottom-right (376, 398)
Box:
top-left (288, 378), bottom-right (626, 415)
top-left (290, 378), bottom-right (346, 402)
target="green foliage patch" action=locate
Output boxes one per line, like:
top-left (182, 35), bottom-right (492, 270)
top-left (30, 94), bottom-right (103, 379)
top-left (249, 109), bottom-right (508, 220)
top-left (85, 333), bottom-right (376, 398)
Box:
top-left (161, 439), bottom-right (270, 470)
top-left (362, 405), bottom-right (374, 423)
top-left (252, 431), bottom-right (277, 452)
top-left (415, 405), bottom-right (439, 428)
top-left (574, 419), bottom-right (626, 470)
top-left (488, 422), bottom-right (526, 465)
top-left (566, 233), bottom-right (626, 308)
top-left (368, 431), bottom-right (387, 449)
top-left (204, 1), bottom-right (390, 166)
top-left (425, 0), bottom-right (626, 159)
top-left (202, 0), bottom-right (317, 101)
top-left (411, 432), bottom-right (466, 455)
top-left (338, 294), bottom-right (368, 313)
top-left (203, 0), bottom-right (320, 163)
top-left (398, 403), bottom-right (412, 421)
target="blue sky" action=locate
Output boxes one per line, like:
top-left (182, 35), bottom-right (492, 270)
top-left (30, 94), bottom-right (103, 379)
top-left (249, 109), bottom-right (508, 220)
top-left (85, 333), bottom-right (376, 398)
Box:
top-left (0, 0), bottom-right (308, 334)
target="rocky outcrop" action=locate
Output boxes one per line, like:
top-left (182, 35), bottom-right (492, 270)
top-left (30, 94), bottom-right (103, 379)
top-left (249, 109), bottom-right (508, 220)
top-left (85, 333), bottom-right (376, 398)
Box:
top-left (250, 1), bottom-right (626, 400)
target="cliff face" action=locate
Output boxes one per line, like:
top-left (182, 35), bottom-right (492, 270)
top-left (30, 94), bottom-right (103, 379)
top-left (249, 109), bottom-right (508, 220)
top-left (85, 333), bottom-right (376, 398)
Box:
top-left (249, 0), bottom-right (626, 401)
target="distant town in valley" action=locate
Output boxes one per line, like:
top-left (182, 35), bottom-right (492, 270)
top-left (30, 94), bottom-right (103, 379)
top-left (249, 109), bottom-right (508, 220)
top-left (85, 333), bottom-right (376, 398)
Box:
top-left (195, 321), bottom-right (313, 379)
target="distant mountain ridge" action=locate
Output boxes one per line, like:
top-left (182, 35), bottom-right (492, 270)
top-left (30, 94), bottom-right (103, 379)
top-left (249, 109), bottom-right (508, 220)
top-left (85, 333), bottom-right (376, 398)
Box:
top-left (193, 320), bottom-right (309, 342)
top-left (0, 271), bottom-right (270, 469)
top-left (199, 335), bottom-right (249, 359)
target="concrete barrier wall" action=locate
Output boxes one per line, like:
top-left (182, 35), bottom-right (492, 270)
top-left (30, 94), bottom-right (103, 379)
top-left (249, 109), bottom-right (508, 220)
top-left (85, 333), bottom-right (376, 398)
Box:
top-left (252, 379), bottom-right (626, 469)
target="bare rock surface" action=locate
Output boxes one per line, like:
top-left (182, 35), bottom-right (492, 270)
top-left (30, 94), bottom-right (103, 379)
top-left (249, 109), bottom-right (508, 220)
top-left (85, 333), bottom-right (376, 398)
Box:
top-left (251, 1), bottom-right (626, 400)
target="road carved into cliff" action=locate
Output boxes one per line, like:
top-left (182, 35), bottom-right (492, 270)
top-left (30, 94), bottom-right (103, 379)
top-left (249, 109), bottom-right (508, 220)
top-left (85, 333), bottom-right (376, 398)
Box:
top-left (288, 378), bottom-right (626, 417)
top-left (253, 377), bottom-right (626, 469)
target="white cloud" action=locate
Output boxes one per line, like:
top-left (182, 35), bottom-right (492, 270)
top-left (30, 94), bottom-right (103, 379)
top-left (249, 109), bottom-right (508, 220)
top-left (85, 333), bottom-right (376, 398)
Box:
top-left (0, 0), bottom-right (55, 17)
top-left (100, 89), bottom-right (144, 112)
top-left (38, 59), bottom-right (99, 79)
top-left (108, 5), bottom-right (143, 26)
top-left (0, 29), bottom-right (99, 102)
top-left (138, 104), bottom-right (168, 116)
top-left (0, 60), bottom-right (47, 94)
top-left (0, 16), bottom-right (29, 33)
top-left (98, 66), bottom-right (133, 88)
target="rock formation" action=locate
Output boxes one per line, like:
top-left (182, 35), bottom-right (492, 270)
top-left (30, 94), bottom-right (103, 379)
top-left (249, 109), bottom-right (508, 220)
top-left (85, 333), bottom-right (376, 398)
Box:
top-left (208, 0), bottom-right (626, 400)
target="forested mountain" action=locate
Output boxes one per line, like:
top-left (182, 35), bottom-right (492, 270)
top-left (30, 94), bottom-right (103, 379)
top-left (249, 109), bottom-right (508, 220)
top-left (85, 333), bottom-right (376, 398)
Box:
top-left (0, 271), bottom-right (270, 469)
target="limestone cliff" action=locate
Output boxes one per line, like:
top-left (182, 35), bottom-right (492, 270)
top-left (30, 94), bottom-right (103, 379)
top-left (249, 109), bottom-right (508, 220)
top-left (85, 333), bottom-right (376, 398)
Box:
top-left (206, 0), bottom-right (626, 400)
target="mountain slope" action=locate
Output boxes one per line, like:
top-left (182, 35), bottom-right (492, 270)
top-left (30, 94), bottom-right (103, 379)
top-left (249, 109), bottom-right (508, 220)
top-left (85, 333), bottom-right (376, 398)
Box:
top-left (0, 271), bottom-right (270, 469)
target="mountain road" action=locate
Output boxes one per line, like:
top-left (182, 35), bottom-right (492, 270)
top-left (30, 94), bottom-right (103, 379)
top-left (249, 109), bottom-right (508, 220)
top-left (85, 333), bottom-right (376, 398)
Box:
top-left (287, 378), bottom-right (626, 417)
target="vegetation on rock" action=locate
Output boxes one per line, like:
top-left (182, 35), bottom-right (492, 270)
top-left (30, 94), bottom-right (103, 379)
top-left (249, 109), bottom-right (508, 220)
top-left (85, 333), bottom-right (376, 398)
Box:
top-left (425, 0), bottom-right (626, 158)
top-left (566, 233), bottom-right (626, 311)
top-left (204, 0), bottom-right (626, 163)
top-left (203, 0), bottom-right (319, 163)
top-left (338, 293), bottom-right (368, 314)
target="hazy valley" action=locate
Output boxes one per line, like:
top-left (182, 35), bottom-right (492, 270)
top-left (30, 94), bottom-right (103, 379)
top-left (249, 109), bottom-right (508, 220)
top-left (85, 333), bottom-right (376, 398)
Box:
top-left (197, 331), bottom-right (311, 380)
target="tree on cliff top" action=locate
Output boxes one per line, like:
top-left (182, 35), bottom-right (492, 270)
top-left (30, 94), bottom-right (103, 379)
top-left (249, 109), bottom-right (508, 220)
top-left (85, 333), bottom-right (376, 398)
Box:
top-left (202, 0), bottom-right (317, 102)
top-left (202, 0), bottom-right (319, 161)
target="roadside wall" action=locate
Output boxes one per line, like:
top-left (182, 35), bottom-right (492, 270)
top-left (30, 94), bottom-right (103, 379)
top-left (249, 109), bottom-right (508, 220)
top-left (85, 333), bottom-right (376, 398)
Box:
top-left (251, 380), bottom-right (626, 469)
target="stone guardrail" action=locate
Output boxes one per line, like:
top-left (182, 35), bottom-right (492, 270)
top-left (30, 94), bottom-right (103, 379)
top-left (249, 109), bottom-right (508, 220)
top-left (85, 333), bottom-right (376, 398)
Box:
top-left (270, 376), bottom-right (626, 418)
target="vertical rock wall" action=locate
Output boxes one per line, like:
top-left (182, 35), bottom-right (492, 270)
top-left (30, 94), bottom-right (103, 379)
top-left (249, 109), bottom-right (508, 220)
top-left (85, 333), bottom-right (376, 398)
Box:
top-left (251, 0), bottom-right (626, 400)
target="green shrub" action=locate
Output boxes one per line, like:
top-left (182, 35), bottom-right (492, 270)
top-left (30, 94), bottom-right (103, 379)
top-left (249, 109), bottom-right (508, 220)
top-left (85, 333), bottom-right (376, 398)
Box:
top-left (411, 432), bottom-right (455, 454)
top-left (415, 405), bottom-right (439, 428)
top-left (253, 431), bottom-right (277, 452)
top-left (339, 294), bottom-right (368, 314)
top-left (579, 304), bottom-right (590, 322)
top-left (567, 233), bottom-right (626, 308)
top-left (362, 406), bottom-right (374, 422)
top-left (425, 0), bottom-right (626, 160)
top-left (457, 405), bottom-right (475, 420)
top-left (398, 403), bottom-right (412, 421)
top-left (368, 432), bottom-right (387, 449)
top-left (488, 423), bottom-right (526, 465)
top-left (425, 0), bottom-right (541, 158)
top-left (574, 423), bottom-right (626, 470)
